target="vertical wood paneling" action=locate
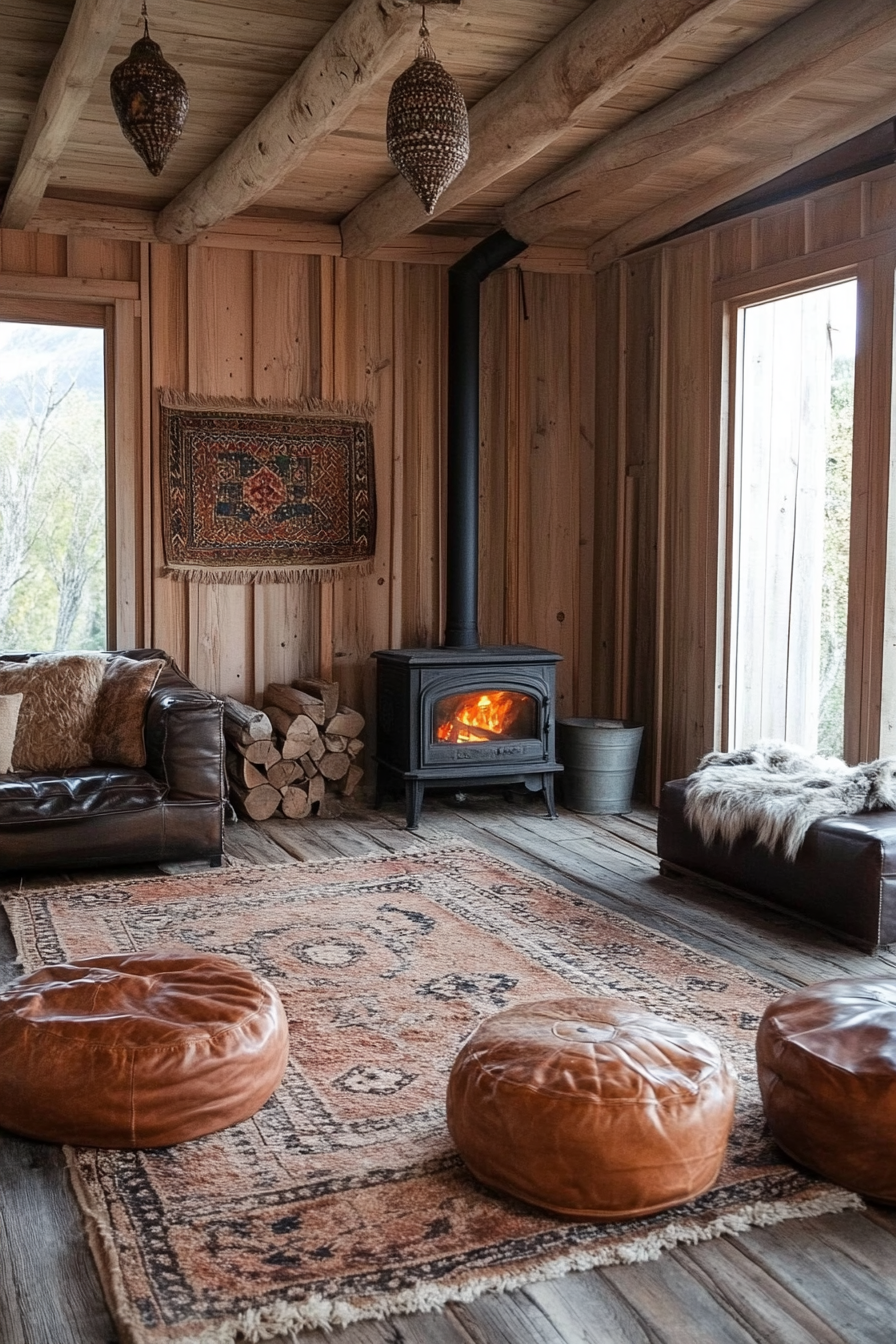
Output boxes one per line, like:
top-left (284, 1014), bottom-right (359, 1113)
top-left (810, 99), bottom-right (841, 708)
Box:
top-left (602, 166), bottom-right (896, 798)
top-left (756, 207), bottom-right (805, 271)
top-left (502, 269), bottom-right (523, 647)
top-left (147, 243), bottom-right (188, 666)
top-left (400, 265), bottom-right (443, 649)
top-left (812, 185), bottom-right (863, 253)
top-left (139, 244), bottom-right (152, 643)
top-left (517, 273), bottom-right (581, 720)
top-left (66, 237), bottom-right (138, 282)
top-left (318, 254), bottom-right (336, 681)
top-left (869, 176), bottom-right (896, 234)
top-left (713, 221), bottom-right (753, 282)
top-left (622, 252), bottom-right (663, 795)
top-left (331, 258), bottom-right (396, 736)
top-left (0, 233), bottom-right (66, 276)
top-left (251, 251), bottom-right (322, 691)
top-left (661, 236), bottom-right (717, 781)
top-left (187, 246), bottom-right (254, 700)
top-left (846, 254), bottom-right (894, 761)
top-left (0, 232), bottom-right (605, 758)
top-left (575, 273), bottom-right (596, 717)
top-left (592, 264), bottom-right (619, 717)
top-left (110, 299), bottom-right (144, 648)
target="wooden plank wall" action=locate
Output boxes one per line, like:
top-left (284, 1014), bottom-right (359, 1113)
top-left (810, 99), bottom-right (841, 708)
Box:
top-left (0, 229), bottom-right (599, 744)
top-left (601, 161), bottom-right (896, 799)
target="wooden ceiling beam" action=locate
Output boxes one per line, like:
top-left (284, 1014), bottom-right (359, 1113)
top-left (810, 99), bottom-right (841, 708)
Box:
top-left (155, 0), bottom-right (459, 246)
top-left (340, 0), bottom-right (738, 258)
top-left (587, 92), bottom-right (896, 271)
top-left (503, 0), bottom-right (896, 245)
top-left (0, 0), bottom-right (125, 231)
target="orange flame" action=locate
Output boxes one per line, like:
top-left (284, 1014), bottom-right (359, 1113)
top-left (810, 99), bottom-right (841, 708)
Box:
top-left (435, 690), bottom-right (522, 743)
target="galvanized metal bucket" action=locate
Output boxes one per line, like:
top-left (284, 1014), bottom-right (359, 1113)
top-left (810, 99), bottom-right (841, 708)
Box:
top-left (556, 718), bottom-right (644, 814)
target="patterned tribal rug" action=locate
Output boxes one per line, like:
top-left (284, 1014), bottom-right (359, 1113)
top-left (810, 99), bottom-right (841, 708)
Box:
top-left (3, 846), bottom-right (861, 1344)
top-left (159, 391), bottom-right (376, 583)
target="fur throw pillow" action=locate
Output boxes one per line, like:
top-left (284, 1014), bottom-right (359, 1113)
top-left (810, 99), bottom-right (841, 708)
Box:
top-left (684, 740), bottom-right (896, 861)
top-left (0, 653), bottom-right (107, 772)
top-left (92, 656), bottom-right (165, 768)
top-left (0, 693), bottom-right (23, 774)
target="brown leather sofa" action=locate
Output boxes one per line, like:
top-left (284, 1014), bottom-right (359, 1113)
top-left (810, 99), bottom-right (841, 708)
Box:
top-left (658, 777), bottom-right (896, 952)
top-left (0, 649), bottom-right (225, 873)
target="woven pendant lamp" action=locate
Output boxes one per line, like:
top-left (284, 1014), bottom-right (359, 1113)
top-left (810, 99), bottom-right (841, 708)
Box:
top-left (386, 9), bottom-right (469, 214)
top-left (110, 1), bottom-right (189, 176)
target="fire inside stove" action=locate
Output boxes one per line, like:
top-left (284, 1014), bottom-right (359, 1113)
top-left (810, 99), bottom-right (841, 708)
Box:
top-left (434, 689), bottom-right (536, 744)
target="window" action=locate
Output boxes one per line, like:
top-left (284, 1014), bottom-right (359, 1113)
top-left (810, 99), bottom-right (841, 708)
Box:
top-left (726, 280), bottom-right (857, 756)
top-left (0, 321), bottom-right (107, 652)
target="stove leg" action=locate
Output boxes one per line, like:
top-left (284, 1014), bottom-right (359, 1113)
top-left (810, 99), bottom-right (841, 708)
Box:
top-left (405, 781), bottom-right (425, 830)
top-left (542, 775), bottom-right (558, 819)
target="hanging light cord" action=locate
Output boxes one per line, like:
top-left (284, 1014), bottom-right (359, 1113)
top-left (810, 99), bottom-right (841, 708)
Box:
top-left (418, 4), bottom-right (435, 60)
top-left (141, 0), bottom-right (149, 38)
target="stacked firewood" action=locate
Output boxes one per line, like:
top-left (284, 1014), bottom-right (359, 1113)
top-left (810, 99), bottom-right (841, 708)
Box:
top-left (223, 677), bottom-right (364, 821)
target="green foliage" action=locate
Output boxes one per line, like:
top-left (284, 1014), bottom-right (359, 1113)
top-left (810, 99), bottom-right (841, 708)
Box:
top-left (0, 375), bottom-right (106, 653)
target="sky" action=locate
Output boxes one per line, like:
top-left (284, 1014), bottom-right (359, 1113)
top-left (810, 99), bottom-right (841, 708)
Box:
top-left (0, 321), bottom-right (105, 411)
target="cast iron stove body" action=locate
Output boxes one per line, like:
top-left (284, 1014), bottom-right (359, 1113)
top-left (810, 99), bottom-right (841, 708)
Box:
top-left (373, 230), bottom-right (563, 830)
top-left (373, 645), bottom-right (562, 829)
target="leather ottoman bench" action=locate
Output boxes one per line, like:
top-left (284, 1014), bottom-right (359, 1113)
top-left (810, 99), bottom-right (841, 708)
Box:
top-left (658, 778), bottom-right (896, 952)
top-left (446, 997), bottom-right (737, 1219)
top-left (0, 951), bottom-right (289, 1147)
top-left (756, 977), bottom-right (896, 1203)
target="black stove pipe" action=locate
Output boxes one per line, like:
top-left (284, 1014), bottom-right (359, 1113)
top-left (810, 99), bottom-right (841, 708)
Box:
top-left (445, 228), bottom-right (527, 648)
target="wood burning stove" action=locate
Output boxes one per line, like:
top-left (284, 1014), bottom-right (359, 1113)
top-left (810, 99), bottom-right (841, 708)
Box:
top-left (374, 230), bottom-right (563, 829)
top-left (373, 645), bottom-right (562, 829)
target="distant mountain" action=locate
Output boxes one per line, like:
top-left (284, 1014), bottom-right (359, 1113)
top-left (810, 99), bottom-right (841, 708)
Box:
top-left (0, 321), bottom-right (105, 418)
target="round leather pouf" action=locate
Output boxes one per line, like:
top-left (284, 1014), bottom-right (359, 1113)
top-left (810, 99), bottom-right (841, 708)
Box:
top-left (0, 951), bottom-right (289, 1148)
top-left (446, 997), bottom-right (737, 1219)
top-left (757, 977), bottom-right (896, 1203)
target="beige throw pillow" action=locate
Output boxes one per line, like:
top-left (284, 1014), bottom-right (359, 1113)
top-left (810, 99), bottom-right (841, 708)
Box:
top-left (92, 656), bottom-right (166, 768)
top-left (0, 654), bottom-right (107, 772)
top-left (0, 693), bottom-right (23, 774)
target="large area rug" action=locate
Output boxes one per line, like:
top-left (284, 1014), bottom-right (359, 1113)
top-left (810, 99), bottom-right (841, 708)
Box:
top-left (3, 845), bottom-right (861, 1344)
top-left (159, 390), bottom-right (376, 583)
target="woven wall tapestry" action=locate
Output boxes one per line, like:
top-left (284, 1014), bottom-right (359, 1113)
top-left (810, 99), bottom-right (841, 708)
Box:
top-left (159, 390), bottom-right (376, 583)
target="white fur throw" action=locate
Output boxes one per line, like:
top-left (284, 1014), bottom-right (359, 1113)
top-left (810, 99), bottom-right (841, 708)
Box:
top-left (684, 740), bottom-right (896, 861)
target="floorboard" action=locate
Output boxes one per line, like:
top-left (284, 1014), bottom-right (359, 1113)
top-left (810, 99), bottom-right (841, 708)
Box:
top-left (2, 794), bottom-right (895, 1344)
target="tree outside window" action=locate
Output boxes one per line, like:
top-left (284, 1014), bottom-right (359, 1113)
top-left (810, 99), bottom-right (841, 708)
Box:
top-left (0, 322), bottom-right (106, 653)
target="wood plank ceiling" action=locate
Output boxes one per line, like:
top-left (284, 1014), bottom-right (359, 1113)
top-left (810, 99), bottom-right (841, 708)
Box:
top-left (3, 0), bottom-right (896, 267)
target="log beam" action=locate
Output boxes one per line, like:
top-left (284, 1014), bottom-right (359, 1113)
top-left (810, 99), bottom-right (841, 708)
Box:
top-left (504, 0), bottom-right (896, 245)
top-left (587, 92), bottom-right (896, 271)
top-left (339, 0), bottom-right (737, 258)
top-left (1, 0), bottom-right (125, 230)
top-left (155, 0), bottom-right (459, 246)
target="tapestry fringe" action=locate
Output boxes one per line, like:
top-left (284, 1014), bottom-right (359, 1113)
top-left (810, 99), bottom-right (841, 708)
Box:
top-left (158, 387), bottom-right (374, 423)
top-left (160, 560), bottom-right (375, 584)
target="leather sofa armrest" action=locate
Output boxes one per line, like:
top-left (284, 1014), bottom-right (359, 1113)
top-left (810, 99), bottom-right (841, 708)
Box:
top-left (144, 662), bottom-right (225, 802)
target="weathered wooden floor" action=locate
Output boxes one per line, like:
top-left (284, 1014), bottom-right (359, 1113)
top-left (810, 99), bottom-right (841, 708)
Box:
top-left (2, 790), bottom-right (896, 1344)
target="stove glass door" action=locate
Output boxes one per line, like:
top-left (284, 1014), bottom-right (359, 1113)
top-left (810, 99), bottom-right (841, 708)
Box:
top-left (433, 689), bottom-right (537, 745)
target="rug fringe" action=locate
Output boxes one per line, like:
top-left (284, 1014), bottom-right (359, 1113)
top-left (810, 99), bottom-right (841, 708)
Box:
top-left (105, 1188), bottom-right (863, 1343)
top-left (158, 387), bottom-right (374, 422)
top-left (160, 560), bottom-right (375, 584)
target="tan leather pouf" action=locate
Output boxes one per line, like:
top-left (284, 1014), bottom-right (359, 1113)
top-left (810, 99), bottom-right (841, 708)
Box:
top-left (757, 977), bottom-right (896, 1203)
top-left (446, 996), bottom-right (737, 1219)
top-left (0, 950), bottom-right (289, 1148)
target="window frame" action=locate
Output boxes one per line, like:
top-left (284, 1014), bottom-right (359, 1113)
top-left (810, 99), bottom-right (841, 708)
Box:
top-left (0, 293), bottom-right (143, 652)
top-left (716, 256), bottom-right (894, 762)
